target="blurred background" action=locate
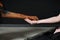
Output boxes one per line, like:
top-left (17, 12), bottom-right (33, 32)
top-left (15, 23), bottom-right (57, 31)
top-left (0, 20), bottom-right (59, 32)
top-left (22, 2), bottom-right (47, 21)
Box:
top-left (0, 27), bottom-right (55, 40)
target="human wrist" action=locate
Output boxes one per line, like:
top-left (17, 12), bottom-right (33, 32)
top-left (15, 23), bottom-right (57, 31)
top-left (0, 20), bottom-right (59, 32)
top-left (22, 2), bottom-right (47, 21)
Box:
top-left (37, 20), bottom-right (42, 24)
top-left (21, 15), bottom-right (29, 19)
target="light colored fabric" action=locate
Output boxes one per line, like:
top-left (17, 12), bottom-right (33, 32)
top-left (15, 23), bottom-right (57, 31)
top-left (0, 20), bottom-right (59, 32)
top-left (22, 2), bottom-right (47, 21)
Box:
top-left (54, 27), bottom-right (60, 34)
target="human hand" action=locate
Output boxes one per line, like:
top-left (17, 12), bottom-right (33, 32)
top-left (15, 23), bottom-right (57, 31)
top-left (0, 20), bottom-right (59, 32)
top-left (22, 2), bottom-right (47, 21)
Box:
top-left (26, 16), bottom-right (39, 21)
top-left (24, 19), bottom-right (38, 24)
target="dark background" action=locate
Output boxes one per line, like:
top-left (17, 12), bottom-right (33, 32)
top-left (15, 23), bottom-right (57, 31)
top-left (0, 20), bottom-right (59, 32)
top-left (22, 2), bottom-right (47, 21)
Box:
top-left (1, 0), bottom-right (60, 24)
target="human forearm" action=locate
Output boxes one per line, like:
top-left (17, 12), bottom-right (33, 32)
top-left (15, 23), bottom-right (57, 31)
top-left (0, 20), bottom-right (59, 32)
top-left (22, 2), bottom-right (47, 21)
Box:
top-left (1, 10), bottom-right (39, 20)
top-left (2, 12), bottom-right (28, 19)
top-left (37, 15), bottom-right (60, 23)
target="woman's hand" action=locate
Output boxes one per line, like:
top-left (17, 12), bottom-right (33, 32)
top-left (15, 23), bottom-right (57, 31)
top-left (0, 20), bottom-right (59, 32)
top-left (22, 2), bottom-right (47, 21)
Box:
top-left (24, 19), bottom-right (38, 24)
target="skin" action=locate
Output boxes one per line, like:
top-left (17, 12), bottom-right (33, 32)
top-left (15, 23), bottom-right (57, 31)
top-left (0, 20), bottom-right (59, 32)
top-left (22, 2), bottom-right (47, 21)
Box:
top-left (25, 14), bottom-right (60, 24)
top-left (2, 12), bottom-right (38, 20)
top-left (0, 2), bottom-right (39, 20)
top-left (25, 14), bottom-right (60, 34)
